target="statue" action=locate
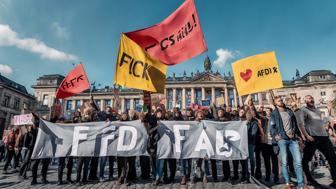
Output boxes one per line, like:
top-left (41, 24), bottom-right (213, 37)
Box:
top-left (296, 69), bottom-right (300, 79)
top-left (204, 56), bottom-right (212, 72)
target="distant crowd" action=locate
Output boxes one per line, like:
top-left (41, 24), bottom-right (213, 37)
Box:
top-left (1, 95), bottom-right (336, 189)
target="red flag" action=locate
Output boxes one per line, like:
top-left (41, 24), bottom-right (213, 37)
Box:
top-left (56, 63), bottom-right (90, 99)
top-left (125, 0), bottom-right (207, 65)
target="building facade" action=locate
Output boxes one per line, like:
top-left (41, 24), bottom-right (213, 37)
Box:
top-left (0, 74), bottom-right (35, 137)
top-left (32, 58), bottom-right (336, 118)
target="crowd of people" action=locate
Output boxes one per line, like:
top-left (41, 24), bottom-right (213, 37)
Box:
top-left (1, 95), bottom-right (336, 189)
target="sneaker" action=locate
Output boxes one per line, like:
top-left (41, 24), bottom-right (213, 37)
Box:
top-left (57, 181), bottom-right (63, 185)
top-left (99, 177), bottom-right (105, 182)
top-left (154, 179), bottom-right (162, 186)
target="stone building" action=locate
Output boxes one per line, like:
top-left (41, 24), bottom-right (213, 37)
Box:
top-left (32, 58), bottom-right (336, 118)
top-left (0, 74), bottom-right (35, 137)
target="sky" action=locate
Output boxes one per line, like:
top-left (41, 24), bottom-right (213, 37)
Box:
top-left (1, 0), bottom-right (336, 94)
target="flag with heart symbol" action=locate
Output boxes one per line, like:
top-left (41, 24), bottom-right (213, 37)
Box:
top-left (232, 51), bottom-right (283, 96)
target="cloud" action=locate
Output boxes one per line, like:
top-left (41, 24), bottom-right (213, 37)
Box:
top-left (50, 22), bottom-right (70, 40)
top-left (213, 48), bottom-right (235, 68)
top-left (0, 24), bottom-right (78, 61)
top-left (0, 64), bottom-right (13, 76)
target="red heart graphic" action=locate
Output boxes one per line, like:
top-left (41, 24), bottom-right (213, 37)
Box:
top-left (240, 69), bottom-right (253, 82)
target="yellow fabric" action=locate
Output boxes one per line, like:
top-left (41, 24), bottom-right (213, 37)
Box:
top-left (232, 51), bottom-right (283, 96)
top-left (114, 34), bottom-right (167, 93)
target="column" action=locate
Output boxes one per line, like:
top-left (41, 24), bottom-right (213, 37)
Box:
top-left (172, 88), bottom-right (176, 107)
top-left (239, 96), bottom-right (243, 106)
top-left (182, 88), bottom-right (186, 109)
top-left (164, 88), bottom-right (168, 109)
top-left (121, 98), bottom-right (125, 113)
top-left (111, 98), bottom-right (115, 109)
top-left (211, 87), bottom-right (215, 104)
top-left (101, 99), bottom-right (105, 110)
top-left (233, 89), bottom-right (238, 108)
top-left (71, 100), bottom-right (76, 110)
top-left (258, 93), bottom-right (263, 105)
top-left (191, 88), bottom-right (195, 104)
top-left (130, 98), bottom-right (134, 110)
top-left (201, 87), bottom-right (205, 100)
top-left (224, 86), bottom-right (229, 106)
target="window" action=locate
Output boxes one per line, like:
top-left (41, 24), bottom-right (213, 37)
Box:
top-left (14, 98), bottom-right (20, 110)
top-left (105, 100), bottom-right (111, 107)
top-left (319, 75), bottom-right (326, 80)
top-left (95, 100), bottom-right (101, 109)
top-left (2, 95), bottom-right (10, 107)
top-left (66, 101), bottom-right (72, 110)
top-left (134, 99), bottom-right (141, 112)
top-left (186, 89), bottom-right (191, 107)
top-left (167, 89), bottom-right (173, 110)
top-left (75, 100), bottom-right (81, 110)
top-left (176, 89), bottom-right (182, 108)
top-left (321, 91), bottom-right (326, 96)
top-left (42, 94), bottom-right (49, 106)
top-left (125, 99), bottom-right (130, 111)
top-left (195, 89), bottom-right (202, 104)
top-left (252, 94), bottom-right (258, 104)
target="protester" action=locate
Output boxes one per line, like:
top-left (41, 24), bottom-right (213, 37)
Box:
top-left (99, 106), bottom-right (117, 182)
top-left (245, 110), bottom-right (259, 182)
top-left (270, 96), bottom-right (306, 189)
top-left (300, 95), bottom-right (336, 188)
top-left (3, 126), bottom-right (17, 174)
top-left (261, 107), bottom-right (279, 183)
top-left (57, 117), bottom-right (74, 185)
top-left (117, 112), bottom-right (131, 185)
top-left (127, 109), bottom-right (138, 183)
top-left (18, 125), bottom-right (35, 180)
top-left (211, 104), bottom-right (231, 182)
top-left (231, 108), bottom-right (248, 182)
top-left (31, 120), bottom-right (51, 185)
top-left (180, 108), bottom-right (194, 185)
top-left (192, 110), bottom-right (210, 184)
top-left (148, 108), bottom-right (165, 186)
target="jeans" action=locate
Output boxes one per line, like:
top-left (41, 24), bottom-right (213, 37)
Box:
top-left (248, 144), bottom-right (256, 177)
top-left (155, 159), bottom-right (164, 180)
top-left (191, 158), bottom-right (210, 180)
top-left (302, 136), bottom-right (336, 182)
top-left (181, 159), bottom-right (192, 179)
top-left (99, 156), bottom-right (114, 179)
top-left (278, 139), bottom-right (304, 187)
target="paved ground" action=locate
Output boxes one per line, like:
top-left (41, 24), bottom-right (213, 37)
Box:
top-left (0, 160), bottom-right (334, 189)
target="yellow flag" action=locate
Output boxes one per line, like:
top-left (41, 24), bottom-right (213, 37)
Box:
top-left (114, 34), bottom-right (167, 93)
top-left (232, 51), bottom-right (283, 96)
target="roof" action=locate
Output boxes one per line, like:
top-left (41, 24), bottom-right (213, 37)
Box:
top-left (36, 74), bottom-right (65, 80)
top-left (0, 74), bottom-right (29, 95)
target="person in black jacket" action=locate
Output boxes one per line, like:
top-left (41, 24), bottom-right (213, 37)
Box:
top-left (30, 117), bottom-right (51, 185)
top-left (148, 109), bottom-right (165, 186)
top-left (18, 125), bottom-right (35, 179)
